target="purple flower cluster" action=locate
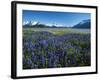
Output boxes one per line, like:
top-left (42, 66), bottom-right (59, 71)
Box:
top-left (23, 31), bottom-right (90, 69)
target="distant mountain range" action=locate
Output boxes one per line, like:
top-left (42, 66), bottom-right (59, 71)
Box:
top-left (23, 21), bottom-right (66, 28)
top-left (73, 19), bottom-right (91, 29)
top-left (23, 19), bottom-right (91, 28)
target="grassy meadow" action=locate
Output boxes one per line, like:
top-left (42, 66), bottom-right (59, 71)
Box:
top-left (23, 28), bottom-right (90, 36)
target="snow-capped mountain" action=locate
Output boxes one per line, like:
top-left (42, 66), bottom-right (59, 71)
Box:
top-left (23, 20), bottom-right (39, 26)
top-left (73, 19), bottom-right (91, 29)
top-left (23, 20), bottom-right (66, 28)
top-left (78, 19), bottom-right (90, 25)
top-left (23, 21), bottom-right (29, 25)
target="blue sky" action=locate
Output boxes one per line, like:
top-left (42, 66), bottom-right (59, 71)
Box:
top-left (23, 10), bottom-right (90, 27)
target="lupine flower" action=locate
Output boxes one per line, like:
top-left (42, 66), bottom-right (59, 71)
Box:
top-left (23, 31), bottom-right (90, 69)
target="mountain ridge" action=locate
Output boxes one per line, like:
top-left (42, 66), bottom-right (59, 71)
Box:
top-left (23, 19), bottom-right (91, 28)
top-left (73, 19), bottom-right (91, 29)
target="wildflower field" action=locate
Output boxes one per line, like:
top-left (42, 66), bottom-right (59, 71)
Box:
top-left (23, 28), bottom-right (91, 69)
